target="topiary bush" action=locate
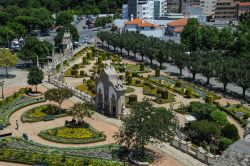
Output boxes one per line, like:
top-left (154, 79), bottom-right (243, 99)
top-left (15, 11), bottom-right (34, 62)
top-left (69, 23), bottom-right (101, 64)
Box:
top-left (87, 50), bottom-right (92, 59)
top-left (206, 95), bottom-right (214, 104)
top-left (80, 71), bottom-right (85, 77)
top-left (82, 56), bottom-right (88, 64)
top-left (71, 69), bottom-right (78, 76)
top-left (129, 94), bottom-right (137, 104)
top-left (140, 63), bottom-right (145, 71)
top-left (155, 68), bottom-right (160, 77)
top-left (161, 90), bottom-right (169, 99)
top-left (222, 124), bottom-right (239, 141)
top-left (98, 56), bottom-right (103, 65)
top-left (185, 88), bottom-right (193, 98)
top-left (127, 75), bottom-right (132, 85)
top-left (175, 81), bottom-right (181, 87)
top-left (219, 137), bottom-right (233, 151)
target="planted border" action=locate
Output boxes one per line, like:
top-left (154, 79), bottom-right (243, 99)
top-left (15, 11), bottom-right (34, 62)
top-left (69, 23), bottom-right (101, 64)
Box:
top-left (38, 126), bottom-right (106, 144)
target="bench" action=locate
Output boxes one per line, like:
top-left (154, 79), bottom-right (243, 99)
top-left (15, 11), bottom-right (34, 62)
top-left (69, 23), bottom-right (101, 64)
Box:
top-left (44, 115), bottom-right (55, 121)
top-left (0, 132), bottom-right (12, 138)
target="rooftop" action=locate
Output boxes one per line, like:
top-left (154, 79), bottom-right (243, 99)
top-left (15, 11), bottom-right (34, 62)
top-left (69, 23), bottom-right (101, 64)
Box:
top-left (234, 1), bottom-right (250, 6)
top-left (167, 18), bottom-right (188, 27)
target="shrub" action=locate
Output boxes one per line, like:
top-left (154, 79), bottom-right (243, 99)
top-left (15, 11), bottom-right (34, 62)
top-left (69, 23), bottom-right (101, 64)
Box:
top-left (161, 90), bottom-right (169, 99)
top-left (72, 64), bottom-right (79, 70)
top-left (102, 53), bottom-right (107, 60)
top-left (140, 63), bottom-right (145, 71)
top-left (71, 69), bottom-right (78, 76)
top-left (206, 95), bottom-right (214, 104)
top-left (126, 71), bottom-right (132, 77)
top-left (80, 71), bottom-right (85, 77)
top-left (219, 137), bottom-right (233, 151)
top-left (118, 67), bottom-right (125, 73)
top-left (98, 56), bottom-right (103, 65)
top-left (189, 120), bottom-right (221, 144)
top-left (82, 56), bottom-right (88, 64)
top-left (175, 81), bottom-right (181, 87)
top-left (129, 94), bottom-right (137, 104)
top-left (132, 72), bottom-right (138, 77)
top-left (189, 102), bottom-right (218, 120)
top-left (222, 124), bottom-right (239, 141)
top-left (155, 68), bottom-right (160, 77)
top-left (87, 50), bottom-right (92, 59)
top-left (185, 88), bottom-right (193, 98)
top-left (135, 79), bottom-right (141, 85)
top-left (210, 111), bottom-right (228, 127)
top-left (127, 76), bottom-right (132, 85)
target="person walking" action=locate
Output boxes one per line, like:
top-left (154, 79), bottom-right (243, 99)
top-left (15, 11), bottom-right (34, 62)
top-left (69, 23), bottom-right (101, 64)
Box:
top-left (15, 120), bottom-right (19, 130)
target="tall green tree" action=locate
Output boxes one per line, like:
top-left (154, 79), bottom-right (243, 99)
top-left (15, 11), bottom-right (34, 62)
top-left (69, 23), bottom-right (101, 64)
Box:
top-left (70, 102), bottom-right (94, 123)
top-left (45, 88), bottom-right (73, 108)
top-left (27, 66), bottom-right (44, 92)
top-left (114, 99), bottom-right (176, 156)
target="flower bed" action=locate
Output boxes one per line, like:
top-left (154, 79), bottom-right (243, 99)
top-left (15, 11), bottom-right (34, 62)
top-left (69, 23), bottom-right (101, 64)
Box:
top-left (0, 92), bottom-right (45, 128)
top-left (219, 104), bottom-right (250, 127)
top-left (0, 137), bottom-right (126, 165)
top-left (21, 104), bottom-right (67, 122)
top-left (38, 126), bottom-right (106, 144)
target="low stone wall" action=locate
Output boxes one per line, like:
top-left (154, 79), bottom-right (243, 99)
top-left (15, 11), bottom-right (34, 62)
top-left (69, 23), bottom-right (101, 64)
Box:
top-left (170, 136), bottom-right (219, 165)
top-left (49, 77), bottom-right (94, 104)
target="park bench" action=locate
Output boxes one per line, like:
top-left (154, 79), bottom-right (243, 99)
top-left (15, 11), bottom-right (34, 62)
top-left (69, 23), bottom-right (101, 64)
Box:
top-left (44, 115), bottom-right (55, 121)
top-left (0, 132), bottom-right (12, 138)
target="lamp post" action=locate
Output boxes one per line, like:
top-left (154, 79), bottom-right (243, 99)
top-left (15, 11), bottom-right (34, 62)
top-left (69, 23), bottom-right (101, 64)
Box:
top-left (0, 80), bottom-right (4, 99)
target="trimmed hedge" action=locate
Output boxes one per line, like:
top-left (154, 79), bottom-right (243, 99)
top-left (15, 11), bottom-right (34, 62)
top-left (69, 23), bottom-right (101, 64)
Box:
top-left (128, 94), bottom-right (137, 104)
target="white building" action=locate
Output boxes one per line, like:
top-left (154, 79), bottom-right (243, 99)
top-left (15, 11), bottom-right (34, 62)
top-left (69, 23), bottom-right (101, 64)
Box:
top-left (124, 18), bottom-right (164, 38)
top-left (137, 0), bottom-right (155, 19)
top-left (200, 0), bottom-right (217, 16)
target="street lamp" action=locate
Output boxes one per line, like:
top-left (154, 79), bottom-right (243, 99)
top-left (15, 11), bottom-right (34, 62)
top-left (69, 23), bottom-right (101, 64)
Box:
top-left (0, 80), bottom-right (4, 99)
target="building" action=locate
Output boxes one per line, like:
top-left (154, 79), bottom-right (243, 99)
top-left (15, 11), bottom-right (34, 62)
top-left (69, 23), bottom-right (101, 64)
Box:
top-left (128, 0), bottom-right (138, 19)
top-left (200, 0), bottom-right (216, 16)
top-left (137, 0), bottom-right (155, 19)
top-left (213, 0), bottom-right (237, 21)
top-left (124, 18), bottom-right (164, 38)
top-left (234, 1), bottom-right (250, 18)
top-left (123, 4), bottom-right (129, 19)
top-left (166, 18), bottom-right (188, 35)
top-left (96, 63), bottom-right (126, 119)
top-left (166, 0), bottom-right (182, 13)
top-left (154, 0), bottom-right (165, 18)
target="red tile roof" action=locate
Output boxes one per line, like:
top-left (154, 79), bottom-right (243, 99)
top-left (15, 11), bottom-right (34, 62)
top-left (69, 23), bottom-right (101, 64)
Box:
top-left (138, 22), bottom-right (162, 28)
top-left (167, 18), bottom-right (188, 27)
top-left (234, 2), bottom-right (250, 6)
top-left (125, 18), bottom-right (143, 25)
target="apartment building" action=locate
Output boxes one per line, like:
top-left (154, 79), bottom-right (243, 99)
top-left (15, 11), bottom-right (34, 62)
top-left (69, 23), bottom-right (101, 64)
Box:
top-left (166, 0), bottom-right (182, 13)
top-left (213, 0), bottom-right (237, 21)
top-left (234, 1), bottom-right (250, 17)
top-left (137, 0), bottom-right (155, 19)
top-left (200, 0), bottom-right (216, 16)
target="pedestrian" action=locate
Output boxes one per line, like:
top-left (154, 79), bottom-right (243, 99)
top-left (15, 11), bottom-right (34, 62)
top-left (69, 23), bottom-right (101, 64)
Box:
top-left (15, 120), bottom-right (19, 130)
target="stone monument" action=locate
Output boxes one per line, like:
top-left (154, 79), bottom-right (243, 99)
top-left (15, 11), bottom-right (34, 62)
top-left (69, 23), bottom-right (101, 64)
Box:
top-left (95, 62), bottom-right (126, 119)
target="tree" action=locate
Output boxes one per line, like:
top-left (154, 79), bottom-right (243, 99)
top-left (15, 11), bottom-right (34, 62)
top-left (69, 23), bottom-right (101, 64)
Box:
top-left (56, 11), bottom-right (73, 26)
top-left (222, 124), bottom-right (239, 141)
top-left (186, 50), bottom-right (202, 80)
top-left (200, 25), bottom-right (219, 51)
top-left (18, 37), bottom-right (53, 63)
top-left (0, 49), bottom-right (18, 78)
top-left (44, 88), bottom-right (73, 108)
top-left (181, 18), bottom-right (201, 52)
top-left (210, 111), bottom-right (228, 127)
top-left (189, 120), bottom-right (221, 144)
top-left (200, 51), bottom-right (216, 85)
top-left (172, 43), bottom-right (188, 76)
top-left (27, 66), bottom-right (44, 92)
top-left (7, 22), bottom-right (27, 39)
top-left (219, 27), bottom-right (234, 51)
top-left (114, 99), bottom-right (176, 156)
top-left (70, 102), bottom-right (94, 123)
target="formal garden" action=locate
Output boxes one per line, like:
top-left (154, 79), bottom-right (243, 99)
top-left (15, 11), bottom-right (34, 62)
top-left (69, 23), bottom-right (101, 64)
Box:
top-left (176, 101), bottom-right (240, 154)
top-left (0, 88), bottom-right (45, 129)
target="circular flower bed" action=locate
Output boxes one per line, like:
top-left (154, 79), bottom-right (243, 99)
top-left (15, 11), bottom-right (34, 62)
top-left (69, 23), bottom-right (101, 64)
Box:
top-left (21, 104), bottom-right (67, 122)
top-left (38, 126), bottom-right (106, 144)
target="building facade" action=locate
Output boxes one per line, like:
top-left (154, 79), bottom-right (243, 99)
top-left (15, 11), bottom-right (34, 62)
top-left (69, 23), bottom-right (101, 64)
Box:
top-left (137, 0), bottom-right (155, 19)
top-left (213, 0), bottom-right (237, 21)
top-left (128, 0), bottom-right (138, 19)
top-left (124, 18), bottom-right (164, 38)
top-left (166, 0), bottom-right (182, 13)
top-left (235, 2), bottom-right (250, 18)
top-left (200, 0), bottom-right (216, 16)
